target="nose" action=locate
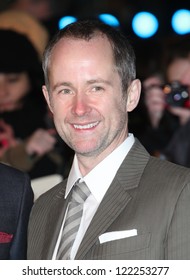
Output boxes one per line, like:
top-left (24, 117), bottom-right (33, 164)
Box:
top-left (71, 94), bottom-right (91, 116)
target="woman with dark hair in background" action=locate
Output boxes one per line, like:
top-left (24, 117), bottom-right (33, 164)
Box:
top-left (0, 29), bottom-right (64, 179)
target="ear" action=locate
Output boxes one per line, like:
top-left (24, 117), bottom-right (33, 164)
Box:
top-left (126, 79), bottom-right (141, 112)
top-left (42, 85), bottom-right (53, 113)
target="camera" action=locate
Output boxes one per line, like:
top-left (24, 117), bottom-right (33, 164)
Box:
top-left (163, 81), bottom-right (189, 107)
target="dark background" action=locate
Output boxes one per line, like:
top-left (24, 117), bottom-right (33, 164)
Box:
top-left (0, 0), bottom-right (189, 77)
top-left (44, 0), bottom-right (190, 39)
top-left (45, 0), bottom-right (190, 76)
top-left (1, 0), bottom-right (189, 39)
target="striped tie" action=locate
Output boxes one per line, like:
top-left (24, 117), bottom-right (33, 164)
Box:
top-left (56, 180), bottom-right (90, 259)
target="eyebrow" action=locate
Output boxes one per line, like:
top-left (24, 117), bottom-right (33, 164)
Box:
top-left (52, 79), bottom-right (112, 91)
top-left (52, 82), bottom-right (72, 91)
top-left (86, 78), bottom-right (112, 86)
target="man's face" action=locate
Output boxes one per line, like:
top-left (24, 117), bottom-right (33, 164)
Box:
top-left (43, 35), bottom-right (140, 160)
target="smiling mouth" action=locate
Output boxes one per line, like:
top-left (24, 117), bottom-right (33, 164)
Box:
top-left (73, 121), bottom-right (99, 130)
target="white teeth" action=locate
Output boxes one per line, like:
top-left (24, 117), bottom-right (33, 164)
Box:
top-left (74, 121), bottom-right (99, 129)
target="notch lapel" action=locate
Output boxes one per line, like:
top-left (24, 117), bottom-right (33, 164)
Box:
top-left (40, 184), bottom-right (71, 259)
top-left (75, 178), bottom-right (131, 259)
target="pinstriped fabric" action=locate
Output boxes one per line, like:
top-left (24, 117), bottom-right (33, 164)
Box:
top-left (56, 181), bottom-right (90, 260)
top-left (27, 138), bottom-right (190, 260)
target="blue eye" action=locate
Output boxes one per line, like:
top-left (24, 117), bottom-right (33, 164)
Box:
top-left (60, 88), bottom-right (72, 94)
top-left (92, 86), bottom-right (103, 92)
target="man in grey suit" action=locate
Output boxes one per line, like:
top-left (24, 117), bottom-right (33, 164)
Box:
top-left (27, 20), bottom-right (190, 260)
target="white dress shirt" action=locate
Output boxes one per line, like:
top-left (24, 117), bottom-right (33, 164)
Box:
top-left (52, 134), bottom-right (135, 259)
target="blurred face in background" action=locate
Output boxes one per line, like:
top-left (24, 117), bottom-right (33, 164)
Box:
top-left (167, 57), bottom-right (190, 88)
top-left (166, 57), bottom-right (190, 124)
top-left (0, 72), bottom-right (30, 112)
top-left (11, 0), bottom-right (52, 20)
top-left (143, 75), bottom-right (165, 118)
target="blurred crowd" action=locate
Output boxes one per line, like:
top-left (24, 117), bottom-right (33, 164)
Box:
top-left (0, 1), bottom-right (74, 180)
top-left (0, 0), bottom-right (190, 182)
top-left (133, 34), bottom-right (190, 167)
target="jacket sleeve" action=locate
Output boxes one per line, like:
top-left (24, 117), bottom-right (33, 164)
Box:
top-left (165, 182), bottom-right (190, 259)
top-left (0, 142), bottom-right (38, 171)
top-left (9, 173), bottom-right (34, 260)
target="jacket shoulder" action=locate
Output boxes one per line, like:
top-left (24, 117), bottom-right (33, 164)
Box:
top-left (34, 179), bottom-right (66, 206)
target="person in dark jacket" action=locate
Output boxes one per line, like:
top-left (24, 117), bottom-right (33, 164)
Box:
top-left (0, 162), bottom-right (33, 259)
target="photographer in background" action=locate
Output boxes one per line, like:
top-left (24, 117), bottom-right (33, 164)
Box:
top-left (163, 34), bottom-right (190, 167)
top-left (139, 72), bottom-right (179, 157)
top-left (134, 40), bottom-right (180, 158)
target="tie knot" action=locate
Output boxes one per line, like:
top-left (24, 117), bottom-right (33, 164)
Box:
top-left (71, 181), bottom-right (90, 204)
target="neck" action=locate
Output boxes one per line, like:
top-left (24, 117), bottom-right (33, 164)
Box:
top-left (76, 134), bottom-right (128, 176)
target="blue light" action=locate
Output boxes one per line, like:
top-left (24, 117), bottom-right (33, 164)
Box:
top-left (99, 14), bottom-right (120, 27)
top-left (132, 12), bottom-right (159, 38)
top-left (171, 9), bottom-right (190, 35)
top-left (58, 16), bottom-right (77, 30)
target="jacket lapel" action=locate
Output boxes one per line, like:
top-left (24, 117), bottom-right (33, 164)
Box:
top-left (75, 177), bottom-right (131, 259)
top-left (41, 183), bottom-right (71, 259)
top-left (76, 138), bottom-right (150, 259)
top-left (40, 139), bottom-right (150, 259)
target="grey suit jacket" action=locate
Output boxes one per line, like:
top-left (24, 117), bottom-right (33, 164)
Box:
top-left (27, 139), bottom-right (190, 259)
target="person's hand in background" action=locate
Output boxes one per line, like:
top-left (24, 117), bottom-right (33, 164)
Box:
top-left (25, 128), bottom-right (57, 157)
